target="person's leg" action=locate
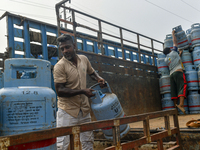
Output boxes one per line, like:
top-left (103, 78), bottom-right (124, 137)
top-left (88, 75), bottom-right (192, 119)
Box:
top-left (79, 112), bottom-right (94, 150)
top-left (57, 108), bottom-right (79, 150)
top-left (170, 73), bottom-right (178, 107)
top-left (176, 72), bottom-right (187, 114)
top-left (173, 99), bottom-right (178, 108)
top-left (178, 96), bottom-right (184, 107)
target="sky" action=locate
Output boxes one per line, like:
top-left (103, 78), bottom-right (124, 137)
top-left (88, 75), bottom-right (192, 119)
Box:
top-left (0, 0), bottom-right (200, 54)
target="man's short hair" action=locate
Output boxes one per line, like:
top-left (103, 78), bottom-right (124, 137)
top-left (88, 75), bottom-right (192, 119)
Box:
top-left (57, 34), bottom-right (74, 44)
top-left (163, 47), bottom-right (171, 55)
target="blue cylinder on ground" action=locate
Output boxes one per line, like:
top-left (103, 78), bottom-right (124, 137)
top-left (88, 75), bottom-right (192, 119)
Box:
top-left (181, 50), bottom-right (193, 67)
top-left (191, 23), bottom-right (200, 48)
top-left (0, 58), bottom-right (57, 149)
top-left (188, 91), bottom-right (200, 114)
top-left (186, 28), bottom-right (192, 50)
top-left (159, 75), bottom-right (170, 94)
top-left (164, 34), bottom-right (173, 50)
top-left (185, 65), bottom-right (199, 90)
top-left (90, 83), bottom-right (130, 140)
top-left (157, 58), bottom-right (170, 76)
top-left (161, 93), bottom-right (174, 110)
top-left (177, 99), bottom-right (189, 115)
top-left (173, 25), bottom-right (189, 49)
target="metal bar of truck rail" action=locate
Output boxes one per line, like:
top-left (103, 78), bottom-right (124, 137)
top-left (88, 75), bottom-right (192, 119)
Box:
top-left (60, 6), bottom-right (164, 44)
top-left (76, 34), bottom-right (162, 56)
top-left (64, 21), bottom-right (162, 53)
top-left (55, 0), bottom-right (69, 58)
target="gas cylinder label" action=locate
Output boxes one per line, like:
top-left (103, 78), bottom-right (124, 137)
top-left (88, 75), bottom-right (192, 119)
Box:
top-left (3, 101), bottom-right (45, 126)
top-left (111, 101), bottom-right (122, 117)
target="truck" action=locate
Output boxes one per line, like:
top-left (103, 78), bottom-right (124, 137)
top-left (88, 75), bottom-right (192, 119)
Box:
top-left (0, 0), bottom-right (199, 150)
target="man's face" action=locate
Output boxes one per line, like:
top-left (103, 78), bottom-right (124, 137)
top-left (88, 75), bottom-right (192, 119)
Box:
top-left (59, 40), bottom-right (76, 61)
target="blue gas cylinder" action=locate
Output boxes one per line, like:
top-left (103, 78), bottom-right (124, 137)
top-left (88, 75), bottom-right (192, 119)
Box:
top-left (157, 58), bottom-right (170, 76)
top-left (188, 91), bottom-right (200, 114)
top-left (0, 70), bottom-right (4, 89)
top-left (157, 53), bottom-right (166, 59)
top-left (0, 58), bottom-right (57, 149)
top-left (190, 23), bottom-right (200, 48)
top-left (90, 83), bottom-right (130, 140)
top-left (185, 65), bottom-right (199, 90)
top-left (159, 75), bottom-right (170, 94)
top-left (164, 34), bottom-right (173, 50)
top-left (192, 47), bottom-right (200, 66)
top-left (177, 99), bottom-right (189, 115)
top-left (173, 25), bottom-right (189, 49)
top-left (186, 28), bottom-right (192, 49)
top-left (161, 93), bottom-right (175, 110)
top-left (181, 50), bottom-right (192, 67)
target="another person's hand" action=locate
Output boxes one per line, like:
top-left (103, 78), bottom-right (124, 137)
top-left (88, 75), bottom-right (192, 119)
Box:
top-left (84, 88), bottom-right (95, 98)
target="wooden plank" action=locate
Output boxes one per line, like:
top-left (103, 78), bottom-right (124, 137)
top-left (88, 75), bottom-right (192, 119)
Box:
top-left (165, 115), bottom-right (171, 136)
top-left (167, 145), bottom-right (180, 150)
top-left (157, 139), bottom-right (164, 150)
top-left (78, 51), bottom-right (158, 72)
top-left (173, 113), bottom-right (182, 150)
top-left (106, 128), bottom-right (178, 150)
top-left (143, 116), bottom-right (151, 143)
top-left (91, 62), bottom-right (150, 77)
top-left (0, 110), bottom-right (176, 147)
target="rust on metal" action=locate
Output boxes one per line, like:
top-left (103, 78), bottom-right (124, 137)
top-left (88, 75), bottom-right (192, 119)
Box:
top-left (72, 126), bottom-right (80, 134)
top-left (71, 126), bottom-right (81, 150)
top-left (59, 18), bottom-right (73, 25)
top-left (114, 120), bottom-right (120, 127)
top-left (0, 137), bottom-right (10, 150)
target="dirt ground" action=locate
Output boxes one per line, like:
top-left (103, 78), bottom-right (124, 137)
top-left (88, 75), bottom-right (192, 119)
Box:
top-left (129, 113), bottom-right (200, 129)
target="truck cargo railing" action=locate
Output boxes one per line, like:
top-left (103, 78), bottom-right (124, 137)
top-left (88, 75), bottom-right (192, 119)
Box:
top-left (56, 0), bottom-right (164, 66)
top-left (0, 109), bottom-right (182, 150)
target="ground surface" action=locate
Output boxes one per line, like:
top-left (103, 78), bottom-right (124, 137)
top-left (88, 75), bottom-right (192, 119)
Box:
top-left (129, 113), bottom-right (200, 129)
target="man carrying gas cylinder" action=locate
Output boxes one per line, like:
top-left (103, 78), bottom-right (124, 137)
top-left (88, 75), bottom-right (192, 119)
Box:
top-left (163, 30), bottom-right (187, 114)
top-left (53, 34), bottom-right (105, 150)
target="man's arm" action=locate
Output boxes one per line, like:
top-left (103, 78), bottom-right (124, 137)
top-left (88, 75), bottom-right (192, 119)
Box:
top-left (172, 30), bottom-right (178, 47)
top-left (89, 71), bottom-right (105, 87)
top-left (55, 82), bottom-right (94, 98)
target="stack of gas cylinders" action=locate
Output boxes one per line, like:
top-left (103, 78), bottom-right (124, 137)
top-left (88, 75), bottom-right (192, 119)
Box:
top-left (160, 23), bottom-right (200, 114)
top-left (157, 53), bottom-right (174, 112)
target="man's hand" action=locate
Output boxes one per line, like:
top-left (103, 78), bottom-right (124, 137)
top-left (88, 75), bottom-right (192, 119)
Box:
top-left (89, 71), bottom-right (106, 88)
top-left (178, 49), bottom-right (183, 56)
top-left (98, 78), bottom-right (106, 88)
top-left (172, 30), bottom-right (176, 36)
top-left (172, 30), bottom-right (178, 47)
top-left (83, 88), bottom-right (95, 98)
